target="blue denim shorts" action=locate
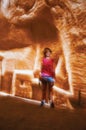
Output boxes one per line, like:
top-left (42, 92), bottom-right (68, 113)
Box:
top-left (41, 76), bottom-right (55, 83)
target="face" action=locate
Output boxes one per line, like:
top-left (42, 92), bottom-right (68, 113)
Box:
top-left (45, 50), bottom-right (51, 57)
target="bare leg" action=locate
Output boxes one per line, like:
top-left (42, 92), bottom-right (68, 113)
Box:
top-left (48, 82), bottom-right (54, 108)
top-left (40, 81), bottom-right (47, 106)
top-left (42, 82), bottom-right (47, 101)
top-left (48, 84), bottom-right (53, 101)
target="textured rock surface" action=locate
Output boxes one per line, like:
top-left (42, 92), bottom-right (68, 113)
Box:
top-left (0, 0), bottom-right (86, 101)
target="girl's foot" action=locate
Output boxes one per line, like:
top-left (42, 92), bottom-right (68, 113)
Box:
top-left (50, 102), bottom-right (54, 108)
top-left (40, 100), bottom-right (45, 107)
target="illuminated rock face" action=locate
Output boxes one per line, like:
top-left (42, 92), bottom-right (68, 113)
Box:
top-left (0, 0), bottom-right (86, 101)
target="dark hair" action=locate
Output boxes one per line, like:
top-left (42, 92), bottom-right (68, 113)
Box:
top-left (43, 48), bottom-right (52, 57)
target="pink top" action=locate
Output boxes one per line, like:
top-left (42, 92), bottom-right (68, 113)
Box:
top-left (41, 58), bottom-right (55, 78)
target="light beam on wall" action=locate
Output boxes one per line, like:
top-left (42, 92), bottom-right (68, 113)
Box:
top-left (1, 0), bottom-right (10, 18)
top-left (34, 44), bottom-right (40, 71)
top-left (0, 91), bottom-right (50, 107)
top-left (53, 85), bottom-right (73, 96)
top-left (0, 91), bottom-right (10, 96)
top-left (60, 30), bottom-right (74, 95)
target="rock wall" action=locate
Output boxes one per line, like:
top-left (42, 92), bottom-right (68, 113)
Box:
top-left (0, 0), bottom-right (86, 102)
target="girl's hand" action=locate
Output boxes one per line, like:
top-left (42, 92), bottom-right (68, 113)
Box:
top-left (33, 69), bottom-right (40, 78)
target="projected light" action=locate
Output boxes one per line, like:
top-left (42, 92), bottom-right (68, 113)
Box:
top-left (0, 91), bottom-right (50, 108)
top-left (53, 85), bottom-right (73, 96)
top-left (0, 92), bottom-right (10, 96)
top-left (1, 0), bottom-right (11, 18)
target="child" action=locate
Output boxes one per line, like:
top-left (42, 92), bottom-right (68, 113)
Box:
top-left (40, 48), bottom-right (55, 108)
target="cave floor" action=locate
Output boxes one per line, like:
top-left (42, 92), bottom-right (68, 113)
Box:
top-left (0, 95), bottom-right (86, 130)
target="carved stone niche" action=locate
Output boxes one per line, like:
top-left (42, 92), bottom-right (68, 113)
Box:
top-left (12, 70), bottom-right (33, 98)
top-left (12, 70), bottom-right (42, 100)
top-left (1, 59), bottom-right (16, 93)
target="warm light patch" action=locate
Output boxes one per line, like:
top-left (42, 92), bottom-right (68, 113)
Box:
top-left (34, 44), bottom-right (40, 71)
top-left (0, 92), bottom-right (10, 96)
top-left (0, 47), bottom-right (31, 60)
top-left (13, 69), bottom-right (33, 75)
top-left (0, 91), bottom-right (50, 107)
top-left (53, 85), bottom-right (73, 96)
top-left (60, 30), bottom-right (74, 94)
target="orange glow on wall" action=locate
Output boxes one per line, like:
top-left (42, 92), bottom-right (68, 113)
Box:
top-left (0, 0), bottom-right (86, 108)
